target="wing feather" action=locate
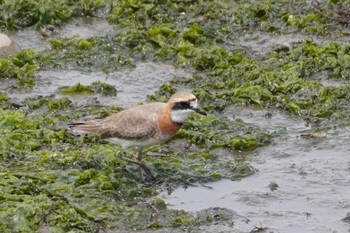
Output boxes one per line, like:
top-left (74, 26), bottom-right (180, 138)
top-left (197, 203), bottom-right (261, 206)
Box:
top-left (70, 103), bottom-right (165, 141)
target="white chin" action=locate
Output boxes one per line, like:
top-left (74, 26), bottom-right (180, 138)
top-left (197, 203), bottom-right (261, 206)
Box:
top-left (170, 109), bottom-right (194, 123)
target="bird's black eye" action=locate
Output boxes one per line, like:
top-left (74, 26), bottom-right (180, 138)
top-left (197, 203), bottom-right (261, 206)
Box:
top-left (172, 101), bottom-right (191, 110)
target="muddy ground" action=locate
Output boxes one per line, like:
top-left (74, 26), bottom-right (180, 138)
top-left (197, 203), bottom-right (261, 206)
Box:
top-left (159, 107), bottom-right (350, 232)
top-left (2, 3), bottom-right (350, 233)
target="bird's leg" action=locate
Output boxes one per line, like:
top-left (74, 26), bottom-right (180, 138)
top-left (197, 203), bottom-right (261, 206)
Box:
top-left (135, 148), bottom-right (155, 181)
top-left (117, 150), bottom-right (140, 166)
top-left (117, 149), bottom-right (154, 181)
top-left (135, 148), bottom-right (143, 162)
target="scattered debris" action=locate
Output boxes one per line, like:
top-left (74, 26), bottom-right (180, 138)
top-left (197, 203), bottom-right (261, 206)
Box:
top-left (250, 223), bottom-right (268, 233)
top-left (300, 132), bottom-right (327, 139)
top-left (268, 181), bottom-right (279, 191)
top-left (342, 213), bottom-right (350, 223)
top-left (41, 25), bottom-right (57, 38)
top-left (305, 212), bottom-right (312, 219)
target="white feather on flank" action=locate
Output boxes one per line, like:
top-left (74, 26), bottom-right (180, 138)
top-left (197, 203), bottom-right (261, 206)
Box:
top-left (106, 137), bottom-right (163, 149)
top-left (69, 128), bottom-right (89, 135)
top-left (170, 109), bottom-right (195, 123)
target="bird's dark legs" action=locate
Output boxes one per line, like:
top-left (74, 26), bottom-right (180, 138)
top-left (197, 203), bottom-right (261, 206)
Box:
top-left (117, 149), bottom-right (139, 165)
top-left (135, 148), bottom-right (155, 181)
top-left (117, 148), bottom-right (155, 181)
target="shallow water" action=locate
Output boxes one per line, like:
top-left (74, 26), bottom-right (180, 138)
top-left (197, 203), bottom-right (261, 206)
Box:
top-left (1, 62), bottom-right (191, 108)
top-left (239, 31), bottom-right (350, 57)
top-left (159, 108), bottom-right (350, 232)
top-left (5, 13), bottom-right (350, 233)
top-left (11, 17), bottom-right (114, 52)
top-left (3, 18), bottom-right (191, 108)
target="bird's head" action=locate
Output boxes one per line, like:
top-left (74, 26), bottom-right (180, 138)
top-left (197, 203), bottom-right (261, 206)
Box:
top-left (168, 91), bottom-right (206, 124)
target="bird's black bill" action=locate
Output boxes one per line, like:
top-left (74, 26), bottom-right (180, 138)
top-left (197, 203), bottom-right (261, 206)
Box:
top-left (193, 107), bottom-right (207, 115)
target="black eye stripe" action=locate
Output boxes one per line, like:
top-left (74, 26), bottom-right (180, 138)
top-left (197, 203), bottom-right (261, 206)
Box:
top-left (172, 101), bottom-right (191, 110)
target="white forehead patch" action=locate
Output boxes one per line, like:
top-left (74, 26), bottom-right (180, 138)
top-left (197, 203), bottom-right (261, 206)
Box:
top-left (190, 99), bottom-right (198, 109)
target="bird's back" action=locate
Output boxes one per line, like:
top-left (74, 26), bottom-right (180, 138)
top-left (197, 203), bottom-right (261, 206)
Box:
top-left (70, 103), bottom-right (166, 144)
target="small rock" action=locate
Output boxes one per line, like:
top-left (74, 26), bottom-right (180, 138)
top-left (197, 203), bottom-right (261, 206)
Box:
top-left (307, 118), bottom-right (323, 128)
top-left (268, 181), bottom-right (279, 191)
top-left (189, 16), bottom-right (205, 24)
top-left (273, 42), bottom-right (291, 52)
top-left (264, 112), bottom-right (272, 119)
top-left (0, 33), bottom-right (21, 57)
top-left (342, 212), bottom-right (350, 223)
top-left (41, 25), bottom-right (57, 38)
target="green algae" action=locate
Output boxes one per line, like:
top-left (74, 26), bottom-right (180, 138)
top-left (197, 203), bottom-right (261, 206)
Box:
top-left (60, 81), bottom-right (117, 97)
top-left (0, 0), bottom-right (111, 30)
top-left (90, 81), bottom-right (117, 96)
top-left (179, 114), bottom-right (271, 151)
top-left (0, 108), bottom-right (148, 231)
top-left (0, 92), bottom-right (9, 103)
top-left (174, 40), bottom-right (350, 123)
top-left (33, 0), bottom-right (349, 81)
top-left (0, 96), bottom-right (259, 232)
top-left (60, 82), bottom-right (94, 95)
top-left (146, 36), bottom-right (350, 125)
top-left (0, 49), bottom-right (39, 86)
top-left (34, 0), bottom-right (318, 72)
top-left (40, 35), bottom-right (134, 72)
top-left (3, 0), bottom-right (350, 232)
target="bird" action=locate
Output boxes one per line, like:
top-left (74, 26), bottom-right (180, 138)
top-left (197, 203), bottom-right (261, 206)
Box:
top-left (69, 91), bottom-right (206, 180)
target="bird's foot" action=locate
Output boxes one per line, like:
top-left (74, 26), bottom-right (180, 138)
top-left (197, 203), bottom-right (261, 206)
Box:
top-left (117, 151), bottom-right (155, 181)
top-left (139, 162), bottom-right (155, 181)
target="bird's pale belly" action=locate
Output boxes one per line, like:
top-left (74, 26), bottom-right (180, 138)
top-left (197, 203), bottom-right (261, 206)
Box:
top-left (105, 134), bottom-right (173, 149)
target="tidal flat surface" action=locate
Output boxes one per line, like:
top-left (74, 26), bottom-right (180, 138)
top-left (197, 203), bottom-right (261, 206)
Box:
top-left (1, 1), bottom-right (350, 232)
top-left (159, 108), bottom-right (350, 232)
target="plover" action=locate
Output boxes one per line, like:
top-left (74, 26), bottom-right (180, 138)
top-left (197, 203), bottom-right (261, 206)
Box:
top-left (69, 91), bottom-right (206, 180)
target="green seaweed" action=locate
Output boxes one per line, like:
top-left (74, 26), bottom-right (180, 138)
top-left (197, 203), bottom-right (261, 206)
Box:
top-left (0, 97), bottom-right (259, 232)
top-left (60, 82), bottom-right (94, 95)
top-left (0, 49), bottom-right (39, 86)
top-left (0, 92), bottom-right (9, 102)
top-left (0, 0), bottom-right (111, 30)
top-left (60, 81), bottom-right (117, 96)
top-left (178, 114), bottom-right (271, 151)
top-left (91, 81), bottom-right (117, 96)
top-left (40, 35), bottom-right (134, 72)
top-left (3, 0), bottom-right (350, 232)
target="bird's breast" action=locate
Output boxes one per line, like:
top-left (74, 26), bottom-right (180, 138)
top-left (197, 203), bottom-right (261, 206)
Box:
top-left (157, 114), bottom-right (182, 140)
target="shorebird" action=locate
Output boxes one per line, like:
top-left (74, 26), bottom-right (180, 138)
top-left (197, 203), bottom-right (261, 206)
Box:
top-left (69, 91), bottom-right (206, 180)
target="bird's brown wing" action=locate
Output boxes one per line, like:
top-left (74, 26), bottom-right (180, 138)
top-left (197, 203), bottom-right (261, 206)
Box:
top-left (98, 108), bottom-right (158, 140)
top-left (70, 103), bottom-right (164, 141)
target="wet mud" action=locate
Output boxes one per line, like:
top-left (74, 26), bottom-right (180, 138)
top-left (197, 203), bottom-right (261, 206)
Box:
top-left (159, 108), bottom-right (350, 232)
top-left (1, 62), bottom-right (190, 108)
top-left (11, 17), bottom-right (114, 52)
top-left (5, 18), bottom-right (191, 108)
top-left (2, 5), bottom-right (350, 233)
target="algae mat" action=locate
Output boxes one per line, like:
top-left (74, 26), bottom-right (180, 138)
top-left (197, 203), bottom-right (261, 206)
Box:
top-left (1, 0), bottom-right (350, 232)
